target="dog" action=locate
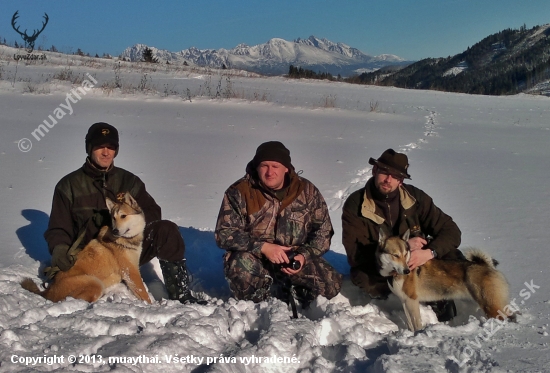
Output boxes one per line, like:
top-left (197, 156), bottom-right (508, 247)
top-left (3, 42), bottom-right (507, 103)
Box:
top-left (21, 192), bottom-right (152, 304)
top-left (377, 229), bottom-right (511, 332)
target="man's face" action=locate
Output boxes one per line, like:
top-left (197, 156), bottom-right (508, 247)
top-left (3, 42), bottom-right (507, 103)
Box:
top-left (257, 161), bottom-right (288, 190)
top-left (373, 166), bottom-right (403, 195)
top-left (90, 144), bottom-right (116, 169)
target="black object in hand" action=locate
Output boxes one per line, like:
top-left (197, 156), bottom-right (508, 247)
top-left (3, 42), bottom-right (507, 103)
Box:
top-left (281, 251), bottom-right (301, 270)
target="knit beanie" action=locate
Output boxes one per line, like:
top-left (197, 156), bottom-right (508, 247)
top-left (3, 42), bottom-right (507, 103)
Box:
top-left (85, 122), bottom-right (119, 155)
top-left (251, 141), bottom-right (293, 170)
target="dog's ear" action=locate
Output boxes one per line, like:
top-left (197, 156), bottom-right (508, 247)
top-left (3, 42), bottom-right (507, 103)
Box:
top-left (378, 229), bottom-right (388, 246)
top-left (105, 198), bottom-right (115, 212)
top-left (401, 229), bottom-right (411, 242)
top-left (123, 192), bottom-right (140, 211)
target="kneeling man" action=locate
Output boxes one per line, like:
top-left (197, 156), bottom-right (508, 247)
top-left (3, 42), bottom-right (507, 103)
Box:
top-left (342, 149), bottom-right (463, 321)
top-left (215, 141), bottom-right (342, 308)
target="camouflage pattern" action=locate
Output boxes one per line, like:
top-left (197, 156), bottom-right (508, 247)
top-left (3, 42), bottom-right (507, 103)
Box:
top-left (216, 170), bottom-right (342, 301)
top-left (223, 251), bottom-right (342, 302)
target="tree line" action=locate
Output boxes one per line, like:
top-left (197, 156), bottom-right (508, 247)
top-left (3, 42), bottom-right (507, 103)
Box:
top-left (288, 25), bottom-right (550, 95)
top-left (287, 65), bottom-right (342, 81)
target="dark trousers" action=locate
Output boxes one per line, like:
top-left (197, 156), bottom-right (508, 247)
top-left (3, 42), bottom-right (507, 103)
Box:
top-left (139, 220), bottom-right (185, 266)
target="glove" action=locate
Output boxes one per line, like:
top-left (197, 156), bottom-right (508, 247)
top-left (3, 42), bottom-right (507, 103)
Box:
top-left (51, 244), bottom-right (75, 271)
top-left (92, 209), bottom-right (111, 228)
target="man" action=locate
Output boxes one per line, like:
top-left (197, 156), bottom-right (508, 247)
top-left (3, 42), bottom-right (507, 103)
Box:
top-left (44, 122), bottom-right (206, 304)
top-left (342, 149), bottom-right (462, 321)
top-left (215, 141), bottom-right (342, 309)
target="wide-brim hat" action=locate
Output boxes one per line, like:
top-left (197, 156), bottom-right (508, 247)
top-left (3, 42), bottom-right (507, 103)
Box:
top-left (369, 148), bottom-right (411, 179)
top-left (85, 122), bottom-right (119, 155)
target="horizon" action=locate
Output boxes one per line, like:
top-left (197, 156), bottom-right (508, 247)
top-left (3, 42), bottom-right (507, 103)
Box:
top-left (1, 0), bottom-right (549, 61)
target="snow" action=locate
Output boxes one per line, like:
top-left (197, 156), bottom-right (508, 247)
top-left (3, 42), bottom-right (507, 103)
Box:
top-left (1, 46), bottom-right (550, 372)
top-left (121, 36), bottom-right (404, 76)
top-left (443, 61), bottom-right (468, 77)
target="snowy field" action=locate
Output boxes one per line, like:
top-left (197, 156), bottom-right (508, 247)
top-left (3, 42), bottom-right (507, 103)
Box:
top-left (1, 47), bottom-right (550, 372)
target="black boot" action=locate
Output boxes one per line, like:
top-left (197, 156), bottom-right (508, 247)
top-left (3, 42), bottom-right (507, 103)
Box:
top-left (293, 286), bottom-right (316, 310)
top-left (427, 300), bottom-right (457, 322)
top-left (159, 259), bottom-right (207, 305)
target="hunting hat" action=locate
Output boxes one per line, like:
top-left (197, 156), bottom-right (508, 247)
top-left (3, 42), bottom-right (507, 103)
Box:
top-left (85, 122), bottom-right (119, 155)
top-left (251, 141), bottom-right (293, 170)
top-left (369, 148), bottom-right (411, 179)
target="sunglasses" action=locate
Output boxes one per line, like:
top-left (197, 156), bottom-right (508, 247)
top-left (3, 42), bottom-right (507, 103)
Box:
top-left (377, 168), bottom-right (404, 181)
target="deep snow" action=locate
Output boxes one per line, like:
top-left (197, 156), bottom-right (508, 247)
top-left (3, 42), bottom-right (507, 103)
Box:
top-left (1, 47), bottom-right (550, 372)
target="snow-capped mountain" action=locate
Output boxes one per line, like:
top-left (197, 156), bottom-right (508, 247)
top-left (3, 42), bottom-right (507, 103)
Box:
top-left (120, 36), bottom-right (409, 76)
top-left (294, 36), bottom-right (368, 59)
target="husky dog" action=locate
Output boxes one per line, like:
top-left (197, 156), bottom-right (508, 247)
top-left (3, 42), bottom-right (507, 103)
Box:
top-left (377, 229), bottom-right (511, 332)
top-left (22, 192), bottom-right (152, 304)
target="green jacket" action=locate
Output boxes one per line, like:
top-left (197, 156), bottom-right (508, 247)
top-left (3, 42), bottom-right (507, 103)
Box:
top-left (44, 158), bottom-right (161, 254)
top-left (215, 169), bottom-right (333, 264)
top-left (342, 178), bottom-right (461, 274)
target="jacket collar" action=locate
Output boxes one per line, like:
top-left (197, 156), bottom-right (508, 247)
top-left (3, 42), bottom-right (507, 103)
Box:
top-left (82, 157), bottom-right (115, 179)
top-left (361, 178), bottom-right (416, 224)
top-left (245, 168), bottom-right (305, 210)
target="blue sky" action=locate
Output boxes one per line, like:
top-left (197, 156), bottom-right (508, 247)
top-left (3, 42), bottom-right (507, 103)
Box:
top-left (1, 0), bottom-right (549, 61)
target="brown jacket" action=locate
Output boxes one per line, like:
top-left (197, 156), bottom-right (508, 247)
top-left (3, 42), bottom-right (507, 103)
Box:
top-left (215, 169), bottom-right (333, 263)
top-left (342, 178), bottom-right (461, 276)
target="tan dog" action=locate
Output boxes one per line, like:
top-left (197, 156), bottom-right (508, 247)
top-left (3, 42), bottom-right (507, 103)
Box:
top-left (377, 229), bottom-right (511, 331)
top-left (22, 192), bottom-right (152, 304)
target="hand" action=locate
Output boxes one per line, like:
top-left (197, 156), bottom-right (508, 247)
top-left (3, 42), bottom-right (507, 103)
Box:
top-left (261, 243), bottom-right (292, 265)
top-left (280, 254), bottom-right (305, 275)
top-left (408, 248), bottom-right (434, 271)
top-left (408, 236), bottom-right (427, 252)
top-left (51, 244), bottom-right (75, 271)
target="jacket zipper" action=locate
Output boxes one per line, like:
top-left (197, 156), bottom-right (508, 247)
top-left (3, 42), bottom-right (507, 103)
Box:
top-left (385, 194), bottom-right (392, 226)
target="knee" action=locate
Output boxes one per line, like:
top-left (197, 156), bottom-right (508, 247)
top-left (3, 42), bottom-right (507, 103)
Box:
top-left (224, 251), bottom-right (262, 278)
top-left (441, 249), bottom-right (466, 261)
top-left (142, 220), bottom-right (184, 264)
top-left (153, 220), bottom-right (180, 237)
top-left (224, 252), bottom-right (270, 300)
top-left (293, 258), bottom-right (343, 300)
top-left (323, 270), bottom-right (343, 299)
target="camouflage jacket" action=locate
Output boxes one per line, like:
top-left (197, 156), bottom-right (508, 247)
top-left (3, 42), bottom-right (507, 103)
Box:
top-left (215, 170), bottom-right (333, 263)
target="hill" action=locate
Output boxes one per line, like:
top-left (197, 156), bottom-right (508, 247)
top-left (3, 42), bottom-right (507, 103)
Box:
top-left (353, 24), bottom-right (550, 95)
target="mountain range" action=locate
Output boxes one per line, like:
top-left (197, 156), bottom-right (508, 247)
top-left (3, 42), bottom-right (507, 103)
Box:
top-left (353, 24), bottom-right (550, 95)
top-left (120, 36), bottom-right (409, 76)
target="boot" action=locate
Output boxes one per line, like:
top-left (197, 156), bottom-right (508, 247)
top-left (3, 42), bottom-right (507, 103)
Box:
top-left (159, 259), bottom-right (207, 305)
top-left (427, 300), bottom-right (457, 322)
top-left (271, 277), bottom-right (292, 304)
top-left (293, 286), bottom-right (316, 310)
top-left (248, 275), bottom-right (273, 303)
top-left (270, 275), bottom-right (298, 318)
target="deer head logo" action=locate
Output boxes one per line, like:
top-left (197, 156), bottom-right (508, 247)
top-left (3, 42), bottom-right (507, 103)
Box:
top-left (11, 11), bottom-right (49, 53)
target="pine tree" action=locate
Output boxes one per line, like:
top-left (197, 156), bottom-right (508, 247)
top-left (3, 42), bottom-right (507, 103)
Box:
top-left (142, 47), bottom-right (158, 63)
